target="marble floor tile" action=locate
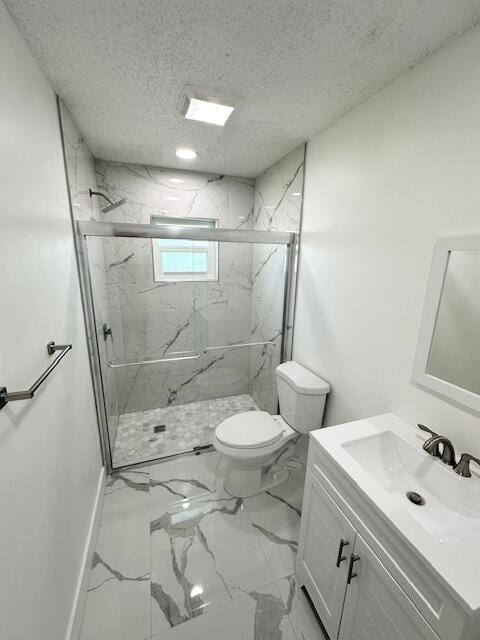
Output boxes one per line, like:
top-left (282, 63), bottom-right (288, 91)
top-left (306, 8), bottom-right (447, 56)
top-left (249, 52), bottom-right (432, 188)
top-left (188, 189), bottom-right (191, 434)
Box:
top-left (152, 579), bottom-right (298, 640)
top-left (149, 492), bottom-right (275, 635)
top-left (102, 469), bottom-right (150, 523)
top-left (294, 435), bottom-right (309, 466)
top-left (276, 575), bottom-right (329, 640)
top-left (80, 451), bottom-right (327, 640)
top-left (149, 451), bottom-right (226, 511)
top-left (243, 460), bottom-right (305, 581)
top-left (80, 513), bottom-right (151, 640)
top-left (112, 394), bottom-right (259, 467)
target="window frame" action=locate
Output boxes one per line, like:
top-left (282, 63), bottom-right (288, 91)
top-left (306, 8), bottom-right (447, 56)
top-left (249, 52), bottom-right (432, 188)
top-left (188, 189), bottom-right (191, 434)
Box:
top-left (151, 215), bottom-right (219, 283)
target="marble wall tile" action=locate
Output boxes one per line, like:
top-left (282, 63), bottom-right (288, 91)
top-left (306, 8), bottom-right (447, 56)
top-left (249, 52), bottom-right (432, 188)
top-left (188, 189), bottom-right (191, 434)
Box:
top-left (93, 161), bottom-right (256, 416)
top-left (60, 102), bottom-right (121, 446)
top-left (249, 244), bottom-right (287, 413)
top-left (61, 104), bottom-right (99, 223)
top-left (62, 105), bottom-right (305, 456)
top-left (253, 145), bottom-right (305, 233)
top-left (250, 145), bottom-right (305, 412)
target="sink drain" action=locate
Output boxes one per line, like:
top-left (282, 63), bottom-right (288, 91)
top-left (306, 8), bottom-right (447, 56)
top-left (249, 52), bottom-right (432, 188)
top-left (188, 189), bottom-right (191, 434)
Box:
top-left (406, 491), bottom-right (425, 506)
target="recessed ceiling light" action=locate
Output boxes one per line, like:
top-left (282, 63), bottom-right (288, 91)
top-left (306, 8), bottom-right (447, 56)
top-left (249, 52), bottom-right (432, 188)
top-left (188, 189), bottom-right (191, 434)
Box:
top-left (169, 178), bottom-right (184, 184)
top-left (184, 96), bottom-right (234, 126)
top-left (176, 148), bottom-right (197, 160)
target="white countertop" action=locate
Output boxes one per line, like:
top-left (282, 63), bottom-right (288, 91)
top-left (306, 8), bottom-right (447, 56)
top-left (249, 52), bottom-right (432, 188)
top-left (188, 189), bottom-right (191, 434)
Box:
top-left (310, 413), bottom-right (480, 612)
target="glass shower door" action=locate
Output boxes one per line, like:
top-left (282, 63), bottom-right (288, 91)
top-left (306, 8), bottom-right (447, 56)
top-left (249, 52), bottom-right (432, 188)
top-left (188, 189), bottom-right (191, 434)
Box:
top-left (86, 234), bottom-right (204, 468)
top-left (197, 240), bottom-right (288, 443)
top-left (80, 220), bottom-right (295, 471)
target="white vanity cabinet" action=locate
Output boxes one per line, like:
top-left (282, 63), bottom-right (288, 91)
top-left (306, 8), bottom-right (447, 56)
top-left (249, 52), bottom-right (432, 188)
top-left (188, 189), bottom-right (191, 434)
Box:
top-left (297, 470), bottom-right (439, 640)
top-left (296, 426), bottom-right (480, 640)
top-left (338, 534), bottom-right (439, 640)
top-left (297, 473), bottom-right (355, 639)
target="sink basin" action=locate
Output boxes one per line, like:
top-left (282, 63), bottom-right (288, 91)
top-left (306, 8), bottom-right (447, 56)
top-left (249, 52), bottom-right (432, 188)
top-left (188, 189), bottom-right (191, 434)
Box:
top-left (310, 413), bottom-right (480, 613)
top-left (342, 430), bottom-right (480, 542)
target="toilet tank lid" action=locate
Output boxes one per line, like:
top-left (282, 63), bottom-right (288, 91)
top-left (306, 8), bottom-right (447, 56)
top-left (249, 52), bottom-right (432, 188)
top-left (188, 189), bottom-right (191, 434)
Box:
top-left (276, 361), bottom-right (330, 395)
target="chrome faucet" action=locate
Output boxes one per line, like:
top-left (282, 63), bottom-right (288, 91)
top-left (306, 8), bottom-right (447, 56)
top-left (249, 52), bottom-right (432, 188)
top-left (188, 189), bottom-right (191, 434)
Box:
top-left (417, 424), bottom-right (456, 467)
top-left (454, 453), bottom-right (480, 477)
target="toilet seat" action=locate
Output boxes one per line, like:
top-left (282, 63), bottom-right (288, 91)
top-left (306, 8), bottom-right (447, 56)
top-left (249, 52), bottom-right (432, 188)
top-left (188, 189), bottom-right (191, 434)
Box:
top-left (215, 411), bottom-right (283, 449)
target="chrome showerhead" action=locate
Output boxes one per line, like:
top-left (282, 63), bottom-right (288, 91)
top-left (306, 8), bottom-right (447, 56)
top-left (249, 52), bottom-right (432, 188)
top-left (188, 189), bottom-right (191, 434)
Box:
top-left (89, 189), bottom-right (126, 214)
top-left (100, 198), bottom-right (126, 213)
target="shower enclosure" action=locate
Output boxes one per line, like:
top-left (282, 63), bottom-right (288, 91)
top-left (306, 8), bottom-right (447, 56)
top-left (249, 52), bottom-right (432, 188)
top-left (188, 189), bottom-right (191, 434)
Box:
top-left (78, 220), bottom-right (297, 471)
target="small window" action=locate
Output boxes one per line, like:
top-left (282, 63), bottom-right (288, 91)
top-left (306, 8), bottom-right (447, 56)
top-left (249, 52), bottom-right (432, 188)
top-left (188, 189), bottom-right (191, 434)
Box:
top-left (151, 216), bottom-right (218, 282)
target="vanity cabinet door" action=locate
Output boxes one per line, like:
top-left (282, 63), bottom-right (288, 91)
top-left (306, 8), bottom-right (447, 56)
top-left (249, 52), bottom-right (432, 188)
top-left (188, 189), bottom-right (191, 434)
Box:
top-left (339, 534), bottom-right (440, 640)
top-left (296, 472), bottom-right (356, 640)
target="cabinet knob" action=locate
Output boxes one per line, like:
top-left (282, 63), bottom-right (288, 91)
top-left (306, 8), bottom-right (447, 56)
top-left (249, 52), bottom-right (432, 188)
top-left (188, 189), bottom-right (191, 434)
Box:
top-left (347, 554), bottom-right (360, 584)
top-left (336, 538), bottom-right (350, 567)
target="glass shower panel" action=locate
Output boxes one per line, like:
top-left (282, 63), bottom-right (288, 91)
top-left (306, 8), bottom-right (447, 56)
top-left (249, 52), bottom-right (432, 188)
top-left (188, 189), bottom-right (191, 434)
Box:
top-left (198, 240), bottom-right (287, 440)
top-left (82, 222), bottom-right (294, 470)
top-left (249, 241), bottom-right (287, 414)
top-left (86, 235), bottom-right (203, 467)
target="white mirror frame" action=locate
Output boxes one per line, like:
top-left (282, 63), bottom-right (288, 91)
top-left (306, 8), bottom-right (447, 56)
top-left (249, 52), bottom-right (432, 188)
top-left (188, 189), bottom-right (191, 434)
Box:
top-left (412, 234), bottom-right (480, 415)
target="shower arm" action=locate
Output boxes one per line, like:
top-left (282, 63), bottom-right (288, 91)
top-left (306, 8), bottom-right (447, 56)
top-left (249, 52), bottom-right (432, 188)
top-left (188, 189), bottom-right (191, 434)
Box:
top-left (89, 189), bottom-right (115, 206)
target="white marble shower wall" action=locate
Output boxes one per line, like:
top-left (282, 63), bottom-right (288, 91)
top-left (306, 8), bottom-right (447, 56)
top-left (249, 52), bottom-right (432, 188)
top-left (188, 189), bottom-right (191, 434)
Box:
top-left (61, 104), bottom-right (303, 439)
top-left (94, 161), bottom-right (256, 415)
top-left (250, 145), bottom-right (305, 413)
top-left (60, 102), bottom-right (122, 446)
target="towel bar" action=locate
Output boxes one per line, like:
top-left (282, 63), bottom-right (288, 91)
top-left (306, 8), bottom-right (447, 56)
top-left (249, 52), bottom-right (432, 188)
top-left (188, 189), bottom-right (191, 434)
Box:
top-left (0, 341), bottom-right (72, 410)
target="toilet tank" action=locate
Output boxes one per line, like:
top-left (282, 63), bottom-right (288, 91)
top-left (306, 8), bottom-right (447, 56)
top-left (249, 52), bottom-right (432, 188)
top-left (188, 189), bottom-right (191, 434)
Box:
top-left (276, 361), bottom-right (330, 432)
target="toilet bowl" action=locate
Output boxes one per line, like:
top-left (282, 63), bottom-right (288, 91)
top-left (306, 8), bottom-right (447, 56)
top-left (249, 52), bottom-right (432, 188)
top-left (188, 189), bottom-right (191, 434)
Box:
top-left (213, 411), bottom-right (298, 497)
top-left (213, 361), bottom-right (330, 498)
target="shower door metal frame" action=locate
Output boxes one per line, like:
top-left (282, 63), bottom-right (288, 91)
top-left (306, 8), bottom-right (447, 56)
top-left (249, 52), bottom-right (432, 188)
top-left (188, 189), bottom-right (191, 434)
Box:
top-left (77, 220), bottom-right (298, 473)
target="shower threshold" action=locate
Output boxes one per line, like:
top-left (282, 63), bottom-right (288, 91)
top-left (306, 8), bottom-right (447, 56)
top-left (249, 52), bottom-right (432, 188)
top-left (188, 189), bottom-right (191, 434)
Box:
top-left (111, 393), bottom-right (260, 468)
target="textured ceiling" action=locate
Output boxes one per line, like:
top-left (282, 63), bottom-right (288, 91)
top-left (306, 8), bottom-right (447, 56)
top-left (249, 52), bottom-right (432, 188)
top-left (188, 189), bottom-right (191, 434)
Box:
top-left (5, 0), bottom-right (480, 177)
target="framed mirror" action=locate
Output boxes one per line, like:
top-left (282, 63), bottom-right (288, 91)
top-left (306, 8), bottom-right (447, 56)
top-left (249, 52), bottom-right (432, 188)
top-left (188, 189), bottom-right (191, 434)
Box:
top-left (413, 235), bottom-right (480, 414)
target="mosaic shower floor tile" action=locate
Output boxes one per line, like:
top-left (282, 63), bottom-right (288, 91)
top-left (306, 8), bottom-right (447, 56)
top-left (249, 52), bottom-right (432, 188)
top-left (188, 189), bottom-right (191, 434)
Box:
top-left (112, 394), bottom-right (259, 468)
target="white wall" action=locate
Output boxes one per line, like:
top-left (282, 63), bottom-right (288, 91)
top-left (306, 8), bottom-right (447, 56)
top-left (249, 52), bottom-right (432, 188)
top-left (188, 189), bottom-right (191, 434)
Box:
top-left (295, 23), bottom-right (480, 456)
top-left (0, 3), bottom-right (103, 639)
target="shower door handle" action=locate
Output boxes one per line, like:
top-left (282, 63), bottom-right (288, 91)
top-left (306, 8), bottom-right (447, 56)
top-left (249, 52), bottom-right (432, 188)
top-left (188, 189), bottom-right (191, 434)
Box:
top-left (108, 351), bottom-right (201, 368)
top-left (203, 341), bottom-right (276, 353)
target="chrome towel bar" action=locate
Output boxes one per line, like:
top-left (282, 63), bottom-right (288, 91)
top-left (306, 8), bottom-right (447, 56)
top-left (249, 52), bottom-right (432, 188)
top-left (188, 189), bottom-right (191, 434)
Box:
top-left (0, 341), bottom-right (72, 410)
top-left (203, 341), bottom-right (276, 353)
top-left (108, 351), bottom-right (201, 368)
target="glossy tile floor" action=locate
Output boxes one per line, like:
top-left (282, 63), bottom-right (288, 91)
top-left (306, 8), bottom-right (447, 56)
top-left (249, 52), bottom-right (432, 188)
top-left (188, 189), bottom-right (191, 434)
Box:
top-left (79, 448), bottom-right (327, 640)
top-left (112, 394), bottom-right (260, 467)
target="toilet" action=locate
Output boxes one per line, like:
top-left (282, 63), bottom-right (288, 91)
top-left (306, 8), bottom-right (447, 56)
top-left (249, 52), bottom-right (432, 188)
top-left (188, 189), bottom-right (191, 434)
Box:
top-left (213, 361), bottom-right (330, 498)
